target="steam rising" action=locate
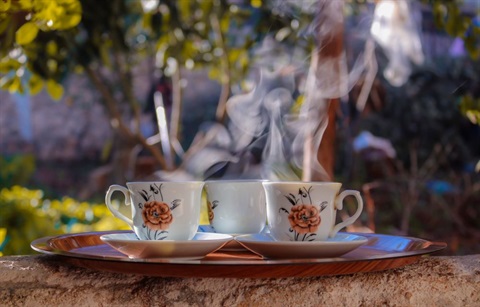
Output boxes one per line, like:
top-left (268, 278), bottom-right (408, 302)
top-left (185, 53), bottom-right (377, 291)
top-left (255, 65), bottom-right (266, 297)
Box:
top-left (154, 0), bottom-right (425, 182)
top-left (371, 0), bottom-right (424, 86)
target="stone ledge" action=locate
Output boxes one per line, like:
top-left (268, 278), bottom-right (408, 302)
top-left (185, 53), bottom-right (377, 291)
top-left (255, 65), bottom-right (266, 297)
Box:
top-left (1, 255), bottom-right (479, 306)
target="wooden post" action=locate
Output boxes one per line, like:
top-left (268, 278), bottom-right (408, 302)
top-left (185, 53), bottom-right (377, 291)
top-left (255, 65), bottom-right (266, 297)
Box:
top-left (316, 99), bottom-right (340, 180)
top-left (305, 0), bottom-right (344, 182)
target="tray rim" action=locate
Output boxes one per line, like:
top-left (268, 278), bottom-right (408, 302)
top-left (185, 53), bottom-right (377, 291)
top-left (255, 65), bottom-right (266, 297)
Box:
top-left (31, 230), bottom-right (447, 266)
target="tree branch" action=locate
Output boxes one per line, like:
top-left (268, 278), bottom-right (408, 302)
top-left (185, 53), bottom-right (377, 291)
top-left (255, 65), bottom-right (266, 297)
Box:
top-left (84, 65), bottom-right (167, 170)
top-left (169, 60), bottom-right (182, 158)
top-left (210, 13), bottom-right (231, 124)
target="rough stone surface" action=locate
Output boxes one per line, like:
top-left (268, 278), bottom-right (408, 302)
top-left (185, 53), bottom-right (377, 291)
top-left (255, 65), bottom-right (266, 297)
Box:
top-left (1, 255), bottom-right (479, 306)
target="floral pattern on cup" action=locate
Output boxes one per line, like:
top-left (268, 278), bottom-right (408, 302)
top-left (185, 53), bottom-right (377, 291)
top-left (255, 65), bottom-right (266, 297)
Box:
top-left (138, 183), bottom-right (181, 240)
top-left (280, 186), bottom-right (328, 241)
top-left (141, 201), bottom-right (173, 230)
top-left (207, 200), bottom-right (218, 223)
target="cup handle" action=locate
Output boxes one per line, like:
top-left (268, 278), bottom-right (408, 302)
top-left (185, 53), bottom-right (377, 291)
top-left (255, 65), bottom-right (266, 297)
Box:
top-left (105, 185), bottom-right (134, 227)
top-left (329, 190), bottom-right (363, 237)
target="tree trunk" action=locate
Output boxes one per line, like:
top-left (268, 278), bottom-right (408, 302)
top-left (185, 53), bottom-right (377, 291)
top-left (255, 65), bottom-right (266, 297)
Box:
top-left (312, 1), bottom-right (345, 180)
top-left (317, 99), bottom-right (339, 180)
top-left (307, 0), bottom-right (344, 181)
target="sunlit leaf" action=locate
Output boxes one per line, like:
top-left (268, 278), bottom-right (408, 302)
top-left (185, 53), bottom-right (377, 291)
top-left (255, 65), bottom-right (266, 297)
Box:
top-left (0, 75), bottom-right (14, 91)
top-left (59, 13), bottom-right (81, 29)
top-left (199, 0), bottom-right (212, 15)
top-left (464, 29), bottom-right (479, 60)
top-left (17, 80), bottom-right (24, 94)
top-left (47, 59), bottom-right (57, 72)
top-left (28, 74), bottom-right (44, 95)
top-left (238, 50), bottom-right (249, 71)
top-left (251, 0), bottom-right (262, 8)
top-left (208, 66), bottom-right (220, 80)
top-left (292, 95), bottom-right (305, 114)
top-left (99, 44), bottom-right (112, 68)
top-left (460, 94), bottom-right (480, 125)
top-left (0, 0), bottom-right (11, 12)
top-left (0, 228), bottom-right (6, 248)
top-left (275, 27), bottom-right (291, 41)
top-left (46, 41), bottom-right (58, 56)
top-left (0, 59), bottom-right (20, 73)
top-left (38, 2), bottom-right (62, 25)
top-left (0, 15), bottom-right (10, 34)
top-left (15, 22), bottom-right (39, 45)
top-left (73, 65), bottom-right (84, 74)
top-left (178, 0), bottom-right (191, 24)
top-left (18, 0), bottom-right (33, 10)
top-left (46, 79), bottom-right (64, 100)
top-left (220, 15), bottom-right (230, 33)
top-left (7, 76), bottom-right (21, 93)
top-left (432, 3), bottom-right (446, 28)
top-left (142, 13), bottom-right (152, 30)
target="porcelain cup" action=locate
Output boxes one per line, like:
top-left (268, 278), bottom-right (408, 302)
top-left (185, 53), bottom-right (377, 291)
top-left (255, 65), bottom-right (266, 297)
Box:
top-left (204, 180), bottom-right (267, 234)
top-left (105, 181), bottom-right (204, 240)
top-left (262, 181), bottom-right (363, 241)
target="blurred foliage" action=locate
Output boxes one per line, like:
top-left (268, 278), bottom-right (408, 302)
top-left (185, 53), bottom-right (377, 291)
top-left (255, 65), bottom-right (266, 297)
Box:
top-left (0, 154), bottom-right (35, 188)
top-left (347, 0), bottom-right (480, 125)
top-left (0, 0), bottom-right (317, 170)
top-left (359, 56), bottom-right (479, 169)
top-left (0, 0), bottom-right (478, 256)
top-left (345, 55), bottom-right (480, 248)
top-left (344, 0), bottom-right (479, 61)
top-left (0, 0), bottom-right (315, 98)
top-left (419, 0), bottom-right (480, 126)
top-left (420, 0), bottom-right (479, 60)
top-left (0, 185), bottom-right (129, 256)
top-left (0, 0), bottom-right (477, 163)
top-left (460, 94), bottom-right (480, 125)
top-left (0, 184), bottom-right (210, 256)
top-left (0, 0), bottom-right (82, 97)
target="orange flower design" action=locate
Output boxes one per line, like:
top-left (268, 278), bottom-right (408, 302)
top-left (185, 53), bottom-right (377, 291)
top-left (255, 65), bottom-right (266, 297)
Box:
top-left (141, 201), bottom-right (173, 230)
top-left (207, 201), bottom-right (215, 222)
top-left (288, 204), bottom-right (321, 234)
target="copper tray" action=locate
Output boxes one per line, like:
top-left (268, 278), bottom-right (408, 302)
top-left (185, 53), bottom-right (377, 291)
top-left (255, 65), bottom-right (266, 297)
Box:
top-left (31, 231), bottom-right (446, 278)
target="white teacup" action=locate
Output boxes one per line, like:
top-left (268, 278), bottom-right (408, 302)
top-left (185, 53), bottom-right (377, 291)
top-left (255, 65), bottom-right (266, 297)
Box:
top-left (262, 181), bottom-right (363, 241)
top-left (105, 181), bottom-right (204, 240)
top-left (204, 180), bottom-right (267, 234)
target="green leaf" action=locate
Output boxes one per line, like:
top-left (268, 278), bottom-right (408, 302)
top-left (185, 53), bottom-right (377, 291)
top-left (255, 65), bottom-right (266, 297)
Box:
top-left (464, 30), bottom-right (479, 60)
top-left (18, 0), bottom-right (33, 10)
top-left (0, 75), bottom-right (13, 90)
top-left (59, 13), bottom-right (81, 29)
top-left (28, 74), bottom-right (44, 95)
top-left (208, 67), bottom-right (220, 80)
top-left (178, 1), bottom-right (191, 24)
top-left (46, 41), bottom-right (58, 56)
top-left (220, 15), bottom-right (230, 33)
top-left (15, 22), bottom-right (39, 45)
top-left (0, 59), bottom-right (20, 73)
top-left (251, 0), bottom-right (262, 8)
top-left (432, 3), bottom-right (446, 28)
top-left (0, 0), bottom-right (11, 12)
top-left (99, 44), bottom-right (112, 68)
top-left (275, 27), bottom-right (291, 41)
top-left (7, 76), bottom-right (21, 93)
top-left (46, 79), bottom-right (64, 100)
top-left (0, 15), bottom-right (10, 34)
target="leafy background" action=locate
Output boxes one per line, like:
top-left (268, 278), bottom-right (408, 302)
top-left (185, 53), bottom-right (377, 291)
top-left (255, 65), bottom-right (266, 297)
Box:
top-left (0, 0), bottom-right (479, 256)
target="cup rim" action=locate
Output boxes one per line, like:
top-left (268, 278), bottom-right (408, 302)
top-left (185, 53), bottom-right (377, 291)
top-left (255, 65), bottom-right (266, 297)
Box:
top-left (262, 181), bottom-right (342, 187)
top-left (125, 181), bottom-right (205, 186)
top-left (204, 179), bottom-right (268, 184)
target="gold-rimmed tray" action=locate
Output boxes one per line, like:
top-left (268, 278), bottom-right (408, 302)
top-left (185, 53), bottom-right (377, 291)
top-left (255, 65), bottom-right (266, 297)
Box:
top-left (31, 231), bottom-right (446, 278)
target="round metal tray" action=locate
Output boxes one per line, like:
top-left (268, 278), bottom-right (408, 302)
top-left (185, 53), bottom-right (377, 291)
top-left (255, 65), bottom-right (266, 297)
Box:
top-left (31, 230), bottom-right (446, 278)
